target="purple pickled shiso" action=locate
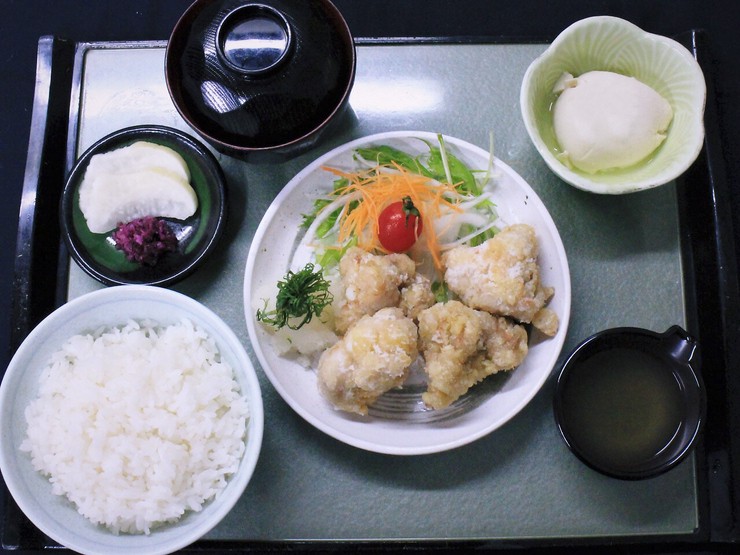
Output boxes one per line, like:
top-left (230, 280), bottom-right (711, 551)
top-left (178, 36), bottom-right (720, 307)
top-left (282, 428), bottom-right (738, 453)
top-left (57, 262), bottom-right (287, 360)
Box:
top-left (112, 216), bottom-right (178, 266)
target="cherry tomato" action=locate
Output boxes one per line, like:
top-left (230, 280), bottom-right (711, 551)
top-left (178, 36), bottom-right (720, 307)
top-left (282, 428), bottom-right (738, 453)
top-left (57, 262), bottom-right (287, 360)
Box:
top-left (377, 196), bottom-right (423, 253)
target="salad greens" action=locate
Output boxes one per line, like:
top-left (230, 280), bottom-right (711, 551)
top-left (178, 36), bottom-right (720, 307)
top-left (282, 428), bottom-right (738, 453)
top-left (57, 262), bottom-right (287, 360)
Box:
top-left (301, 134), bottom-right (499, 269)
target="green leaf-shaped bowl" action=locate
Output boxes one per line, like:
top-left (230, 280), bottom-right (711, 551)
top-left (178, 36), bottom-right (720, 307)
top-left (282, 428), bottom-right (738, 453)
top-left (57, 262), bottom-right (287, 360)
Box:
top-left (520, 16), bottom-right (706, 194)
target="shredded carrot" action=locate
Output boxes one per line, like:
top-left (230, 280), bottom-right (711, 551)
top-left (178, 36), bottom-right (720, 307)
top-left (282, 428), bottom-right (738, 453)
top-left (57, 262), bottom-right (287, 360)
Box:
top-left (320, 162), bottom-right (463, 270)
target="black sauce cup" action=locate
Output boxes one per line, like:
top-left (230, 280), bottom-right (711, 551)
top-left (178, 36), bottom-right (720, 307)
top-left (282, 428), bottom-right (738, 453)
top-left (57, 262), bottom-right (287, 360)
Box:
top-left (553, 325), bottom-right (705, 480)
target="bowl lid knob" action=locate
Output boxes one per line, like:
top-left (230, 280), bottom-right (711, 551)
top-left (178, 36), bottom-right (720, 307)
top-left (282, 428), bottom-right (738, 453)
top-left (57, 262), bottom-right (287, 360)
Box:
top-left (216, 4), bottom-right (293, 76)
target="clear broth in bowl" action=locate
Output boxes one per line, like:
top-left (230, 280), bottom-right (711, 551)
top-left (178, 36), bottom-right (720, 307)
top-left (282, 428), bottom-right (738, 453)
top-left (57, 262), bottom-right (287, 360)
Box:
top-left (559, 347), bottom-right (685, 470)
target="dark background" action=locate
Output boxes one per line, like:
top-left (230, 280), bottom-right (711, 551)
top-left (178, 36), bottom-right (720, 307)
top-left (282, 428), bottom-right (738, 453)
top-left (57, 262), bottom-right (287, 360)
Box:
top-left (1, 0), bottom-right (739, 552)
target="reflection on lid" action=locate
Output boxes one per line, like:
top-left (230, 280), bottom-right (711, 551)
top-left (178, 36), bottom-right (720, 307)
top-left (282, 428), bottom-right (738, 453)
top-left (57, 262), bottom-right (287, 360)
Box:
top-left (217, 5), bottom-right (292, 76)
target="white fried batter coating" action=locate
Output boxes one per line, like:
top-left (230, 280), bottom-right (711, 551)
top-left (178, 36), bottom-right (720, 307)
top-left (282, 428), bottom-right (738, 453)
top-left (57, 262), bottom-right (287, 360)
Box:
top-left (531, 306), bottom-right (559, 337)
top-left (418, 300), bottom-right (528, 410)
top-left (317, 307), bottom-right (419, 415)
top-left (442, 224), bottom-right (558, 336)
top-left (334, 247), bottom-right (416, 334)
top-left (399, 273), bottom-right (436, 320)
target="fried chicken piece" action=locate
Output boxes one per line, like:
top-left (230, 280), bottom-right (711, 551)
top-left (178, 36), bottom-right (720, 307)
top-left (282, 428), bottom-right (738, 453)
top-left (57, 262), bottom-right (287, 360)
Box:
top-left (399, 273), bottom-right (436, 320)
top-left (317, 307), bottom-right (418, 415)
top-left (442, 224), bottom-right (558, 336)
top-left (418, 300), bottom-right (528, 410)
top-left (531, 307), bottom-right (559, 337)
top-left (334, 247), bottom-right (416, 334)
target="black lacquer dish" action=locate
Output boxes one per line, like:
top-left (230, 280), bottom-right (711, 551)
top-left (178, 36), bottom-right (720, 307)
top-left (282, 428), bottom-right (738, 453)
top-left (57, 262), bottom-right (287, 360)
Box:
top-left (60, 125), bottom-right (227, 287)
top-left (554, 325), bottom-right (705, 480)
top-left (165, 0), bottom-right (356, 159)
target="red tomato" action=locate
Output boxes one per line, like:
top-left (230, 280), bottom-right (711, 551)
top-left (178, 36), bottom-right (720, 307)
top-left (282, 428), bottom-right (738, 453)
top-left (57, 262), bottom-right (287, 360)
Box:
top-left (378, 197), bottom-right (423, 253)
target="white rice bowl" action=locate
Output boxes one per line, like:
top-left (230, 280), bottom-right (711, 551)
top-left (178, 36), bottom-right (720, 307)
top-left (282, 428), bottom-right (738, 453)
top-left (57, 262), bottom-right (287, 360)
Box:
top-left (0, 286), bottom-right (263, 555)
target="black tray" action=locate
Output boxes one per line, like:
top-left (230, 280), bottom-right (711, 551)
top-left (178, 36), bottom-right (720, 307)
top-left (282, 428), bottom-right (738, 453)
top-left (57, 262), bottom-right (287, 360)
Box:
top-left (3, 30), bottom-right (740, 553)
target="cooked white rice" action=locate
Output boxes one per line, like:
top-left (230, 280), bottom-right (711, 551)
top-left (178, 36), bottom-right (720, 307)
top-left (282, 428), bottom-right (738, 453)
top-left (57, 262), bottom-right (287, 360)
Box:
top-left (20, 318), bottom-right (249, 535)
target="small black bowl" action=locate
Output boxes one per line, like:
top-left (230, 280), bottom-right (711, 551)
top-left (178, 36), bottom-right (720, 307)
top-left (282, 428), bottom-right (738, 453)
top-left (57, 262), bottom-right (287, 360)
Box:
top-left (165, 0), bottom-right (356, 160)
top-left (553, 325), bottom-right (705, 480)
top-left (60, 125), bottom-right (227, 287)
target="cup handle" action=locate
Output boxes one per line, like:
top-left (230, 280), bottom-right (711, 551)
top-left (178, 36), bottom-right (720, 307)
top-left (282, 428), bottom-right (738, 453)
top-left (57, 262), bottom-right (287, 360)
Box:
top-left (662, 325), bottom-right (701, 369)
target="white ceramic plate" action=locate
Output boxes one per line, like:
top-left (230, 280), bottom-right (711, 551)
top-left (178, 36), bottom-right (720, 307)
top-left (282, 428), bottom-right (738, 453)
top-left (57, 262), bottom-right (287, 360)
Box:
top-left (244, 131), bottom-right (571, 455)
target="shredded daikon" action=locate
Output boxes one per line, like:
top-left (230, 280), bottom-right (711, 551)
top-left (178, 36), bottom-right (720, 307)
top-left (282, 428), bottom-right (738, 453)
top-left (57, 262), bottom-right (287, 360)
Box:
top-left (302, 134), bottom-right (499, 273)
